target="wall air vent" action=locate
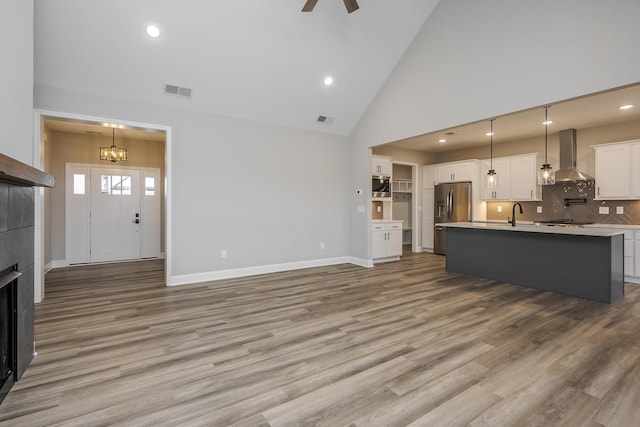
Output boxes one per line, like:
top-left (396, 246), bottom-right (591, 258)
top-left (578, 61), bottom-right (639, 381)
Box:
top-left (164, 83), bottom-right (193, 99)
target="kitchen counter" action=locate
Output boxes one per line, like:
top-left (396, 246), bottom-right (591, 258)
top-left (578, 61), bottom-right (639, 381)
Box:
top-left (438, 221), bottom-right (624, 237)
top-left (439, 221), bottom-right (624, 304)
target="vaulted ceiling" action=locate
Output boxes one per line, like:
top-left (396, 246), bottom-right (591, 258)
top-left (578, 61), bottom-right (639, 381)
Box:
top-left (35, 0), bottom-right (440, 136)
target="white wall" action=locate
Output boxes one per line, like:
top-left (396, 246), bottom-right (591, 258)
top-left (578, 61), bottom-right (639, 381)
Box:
top-left (0, 0), bottom-right (33, 163)
top-left (35, 85), bottom-right (350, 283)
top-left (350, 0), bottom-right (640, 260)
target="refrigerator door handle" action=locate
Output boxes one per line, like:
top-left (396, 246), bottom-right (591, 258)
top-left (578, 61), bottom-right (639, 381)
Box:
top-left (447, 189), bottom-right (453, 219)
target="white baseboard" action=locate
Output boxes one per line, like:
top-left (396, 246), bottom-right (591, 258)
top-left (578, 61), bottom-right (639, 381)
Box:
top-left (50, 259), bottom-right (69, 269)
top-left (626, 276), bottom-right (640, 285)
top-left (168, 256), bottom-right (357, 287)
top-left (348, 257), bottom-right (374, 268)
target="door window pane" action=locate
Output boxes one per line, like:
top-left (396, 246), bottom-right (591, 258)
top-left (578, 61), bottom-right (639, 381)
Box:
top-left (145, 177), bottom-right (155, 196)
top-left (101, 175), bottom-right (132, 195)
top-left (73, 174), bottom-right (85, 195)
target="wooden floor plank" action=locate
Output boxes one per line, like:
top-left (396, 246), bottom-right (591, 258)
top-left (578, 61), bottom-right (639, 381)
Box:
top-left (1, 252), bottom-right (639, 425)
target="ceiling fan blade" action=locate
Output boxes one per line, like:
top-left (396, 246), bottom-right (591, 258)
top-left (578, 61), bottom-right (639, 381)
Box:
top-left (343, 0), bottom-right (359, 13)
top-left (302, 0), bottom-right (319, 12)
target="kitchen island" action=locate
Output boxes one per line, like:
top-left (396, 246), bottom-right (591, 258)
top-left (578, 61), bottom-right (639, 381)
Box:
top-left (438, 222), bottom-right (625, 304)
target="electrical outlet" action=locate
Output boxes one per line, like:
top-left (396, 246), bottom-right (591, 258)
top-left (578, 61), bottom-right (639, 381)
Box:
top-left (377, 205), bottom-right (382, 213)
top-left (220, 250), bottom-right (227, 259)
top-left (599, 206), bottom-right (609, 215)
top-left (537, 206), bottom-right (543, 213)
top-left (616, 206), bottom-right (624, 214)
top-left (497, 206), bottom-right (502, 213)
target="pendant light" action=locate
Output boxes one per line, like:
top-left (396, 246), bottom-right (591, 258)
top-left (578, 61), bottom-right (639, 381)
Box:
top-left (100, 128), bottom-right (128, 163)
top-left (486, 119), bottom-right (497, 188)
top-left (537, 106), bottom-right (555, 185)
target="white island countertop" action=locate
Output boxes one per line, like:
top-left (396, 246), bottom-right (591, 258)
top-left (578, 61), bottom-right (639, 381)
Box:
top-left (436, 221), bottom-right (625, 237)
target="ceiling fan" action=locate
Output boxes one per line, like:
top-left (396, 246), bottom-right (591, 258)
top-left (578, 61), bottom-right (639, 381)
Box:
top-left (302, 0), bottom-right (360, 14)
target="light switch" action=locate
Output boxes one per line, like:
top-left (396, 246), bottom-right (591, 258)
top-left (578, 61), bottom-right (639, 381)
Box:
top-left (537, 206), bottom-right (543, 213)
top-left (616, 206), bottom-right (624, 214)
top-left (599, 206), bottom-right (609, 214)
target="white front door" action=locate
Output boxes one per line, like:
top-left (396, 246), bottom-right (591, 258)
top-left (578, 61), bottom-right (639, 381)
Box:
top-left (66, 164), bottom-right (161, 265)
top-left (90, 168), bottom-right (141, 262)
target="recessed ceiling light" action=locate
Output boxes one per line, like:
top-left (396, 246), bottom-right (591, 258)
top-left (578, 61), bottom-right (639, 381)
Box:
top-left (146, 25), bottom-right (160, 38)
top-left (485, 132), bottom-right (494, 137)
top-left (619, 104), bottom-right (634, 110)
top-left (323, 76), bottom-right (334, 87)
top-left (542, 120), bottom-right (553, 125)
top-left (438, 138), bottom-right (447, 143)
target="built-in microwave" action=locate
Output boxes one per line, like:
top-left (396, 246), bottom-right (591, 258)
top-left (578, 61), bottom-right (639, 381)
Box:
top-left (372, 176), bottom-right (390, 198)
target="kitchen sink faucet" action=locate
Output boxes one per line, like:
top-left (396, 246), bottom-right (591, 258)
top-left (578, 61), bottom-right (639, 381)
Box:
top-left (511, 202), bottom-right (523, 227)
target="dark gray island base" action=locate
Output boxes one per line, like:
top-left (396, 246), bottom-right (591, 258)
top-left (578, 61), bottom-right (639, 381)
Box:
top-left (443, 224), bottom-right (624, 304)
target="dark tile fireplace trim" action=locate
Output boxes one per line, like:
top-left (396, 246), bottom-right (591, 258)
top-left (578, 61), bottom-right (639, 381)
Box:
top-left (0, 152), bottom-right (54, 406)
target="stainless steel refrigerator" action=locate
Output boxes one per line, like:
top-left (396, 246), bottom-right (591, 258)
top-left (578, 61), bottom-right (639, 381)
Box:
top-left (434, 181), bottom-right (472, 255)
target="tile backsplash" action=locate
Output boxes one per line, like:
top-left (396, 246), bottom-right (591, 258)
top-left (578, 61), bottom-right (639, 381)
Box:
top-left (486, 183), bottom-right (640, 225)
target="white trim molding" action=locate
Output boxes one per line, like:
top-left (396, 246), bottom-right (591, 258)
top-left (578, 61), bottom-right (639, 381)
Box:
top-left (168, 256), bottom-right (356, 287)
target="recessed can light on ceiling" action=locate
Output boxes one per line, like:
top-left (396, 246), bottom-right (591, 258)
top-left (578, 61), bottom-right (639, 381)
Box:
top-left (438, 138), bottom-right (447, 143)
top-left (619, 104), bottom-right (634, 110)
top-left (542, 120), bottom-right (553, 125)
top-left (323, 76), bottom-right (334, 87)
top-left (146, 25), bottom-right (160, 38)
top-left (485, 132), bottom-right (494, 137)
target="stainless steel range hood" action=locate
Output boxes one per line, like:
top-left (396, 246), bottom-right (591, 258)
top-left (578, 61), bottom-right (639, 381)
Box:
top-left (554, 129), bottom-right (595, 183)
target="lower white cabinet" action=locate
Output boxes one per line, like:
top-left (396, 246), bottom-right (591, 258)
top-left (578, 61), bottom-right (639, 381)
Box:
top-left (372, 221), bottom-right (403, 261)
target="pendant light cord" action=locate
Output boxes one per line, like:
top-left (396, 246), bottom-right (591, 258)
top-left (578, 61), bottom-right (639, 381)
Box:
top-left (544, 107), bottom-right (548, 164)
top-left (490, 119), bottom-right (494, 170)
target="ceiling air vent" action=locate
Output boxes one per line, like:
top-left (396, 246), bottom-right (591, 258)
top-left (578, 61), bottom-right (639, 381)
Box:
top-left (316, 115), bottom-right (334, 125)
top-left (164, 83), bottom-right (193, 99)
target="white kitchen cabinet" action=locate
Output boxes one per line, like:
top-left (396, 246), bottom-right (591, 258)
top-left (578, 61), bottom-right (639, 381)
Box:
top-left (634, 230), bottom-right (640, 283)
top-left (480, 157), bottom-right (511, 200)
top-left (593, 140), bottom-right (640, 200)
top-left (372, 221), bottom-right (403, 261)
top-left (422, 165), bottom-right (436, 190)
top-left (421, 188), bottom-right (434, 252)
top-left (586, 226), bottom-right (640, 284)
top-left (480, 154), bottom-right (541, 201)
top-left (435, 161), bottom-right (475, 183)
top-left (371, 155), bottom-right (393, 176)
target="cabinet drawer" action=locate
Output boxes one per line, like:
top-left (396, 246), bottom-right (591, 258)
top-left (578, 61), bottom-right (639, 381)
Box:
top-left (371, 223), bottom-right (386, 231)
top-left (387, 222), bottom-right (403, 230)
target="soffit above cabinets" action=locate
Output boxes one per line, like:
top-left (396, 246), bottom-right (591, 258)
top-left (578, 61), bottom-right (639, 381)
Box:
top-left (386, 83), bottom-right (640, 153)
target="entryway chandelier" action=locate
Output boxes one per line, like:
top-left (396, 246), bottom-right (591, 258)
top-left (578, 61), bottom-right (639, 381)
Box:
top-left (100, 128), bottom-right (128, 163)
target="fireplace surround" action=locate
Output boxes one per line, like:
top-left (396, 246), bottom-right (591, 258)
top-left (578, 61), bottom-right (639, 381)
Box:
top-left (0, 153), bottom-right (54, 405)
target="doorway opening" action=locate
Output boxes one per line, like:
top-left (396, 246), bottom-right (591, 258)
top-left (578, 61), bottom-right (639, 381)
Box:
top-left (391, 161), bottom-right (420, 252)
top-left (33, 111), bottom-right (171, 302)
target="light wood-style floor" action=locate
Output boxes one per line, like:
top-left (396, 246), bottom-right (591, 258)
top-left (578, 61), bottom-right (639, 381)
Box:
top-left (2, 251), bottom-right (640, 426)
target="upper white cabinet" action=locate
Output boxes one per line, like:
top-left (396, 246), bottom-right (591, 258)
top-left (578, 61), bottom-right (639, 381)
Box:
top-left (435, 161), bottom-right (476, 183)
top-left (593, 140), bottom-right (640, 199)
top-left (371, 155), bottom-right (393, 176)
top-left (480, 157), bottom-right (511, 200)
top-left (480, 153), bottom-right (542, 201)
top-left (422, 164), bottom-right (436, 190)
